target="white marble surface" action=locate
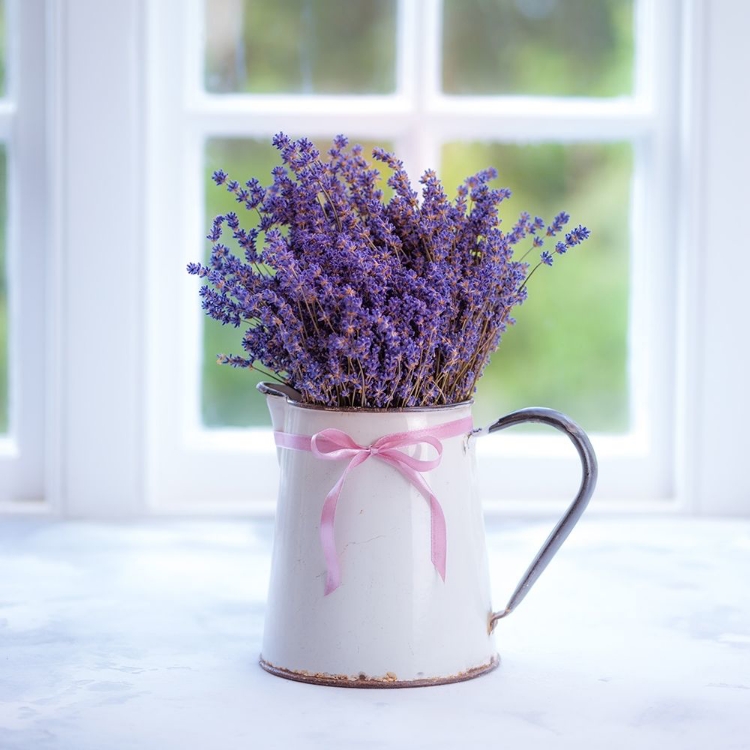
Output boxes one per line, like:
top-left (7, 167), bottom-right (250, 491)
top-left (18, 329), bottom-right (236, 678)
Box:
top-left (1, 516), bottom-right (749, 749)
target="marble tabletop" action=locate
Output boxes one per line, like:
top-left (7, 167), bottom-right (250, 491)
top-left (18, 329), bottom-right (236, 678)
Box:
top-left (1, 516), bottom-right (748, 750)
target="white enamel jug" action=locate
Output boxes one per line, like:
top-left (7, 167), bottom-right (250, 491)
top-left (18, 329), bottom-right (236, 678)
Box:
top-left (258, 383), bottom-right (597, 687)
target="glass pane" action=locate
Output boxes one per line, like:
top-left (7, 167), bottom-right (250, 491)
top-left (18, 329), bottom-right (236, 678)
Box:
top-left (443, 0), bottom-right (634, 97)
top-left (0, 146), bottom-right (8, 433)
top-left (441, 141), bottom-right (632, 433)
top-left (0, 0), bottom-right (6, 97)
top-left (204, 0), bottom-right (397, 94)
top-left (201, 137), bottom-right (392, 428)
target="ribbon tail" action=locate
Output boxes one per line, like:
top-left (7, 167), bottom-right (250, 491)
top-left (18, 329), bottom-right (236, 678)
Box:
top-left (319, 454), bottom-right (369, 596)
top-left (320, 477), bottom-right (344, 596)
top-left (384, 457), bottom-right (448, 584)
top-left (429, 493), bottom-right (447, 582)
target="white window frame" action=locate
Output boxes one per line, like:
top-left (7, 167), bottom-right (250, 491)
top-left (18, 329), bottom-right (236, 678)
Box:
top-left (0, 0), bottom-right (46, 509)
top-left (146, 0), bottom-right (687, 514)
top-left (148, 0), bottom-right (682, 511)
top-left (4, 0), bottom-right (749, 518)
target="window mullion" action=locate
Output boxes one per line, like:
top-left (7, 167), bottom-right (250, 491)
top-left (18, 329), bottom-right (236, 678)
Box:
top-left (186, 108), bottom-right (415, 141)
top-left (421, 0), bottom-right (443, 107)
top-left (186, 108), bottom-right (654, 151)
top-left (429, 109), bottom-right (653, 142)
top-left (395, 0), bottom-right (418, 100)
top-left (184, 0), bottom-right (205, 109)
top-left (402, 0), bottom-right (441, 181)
top-left (188, 94), bottom-right (413, 118)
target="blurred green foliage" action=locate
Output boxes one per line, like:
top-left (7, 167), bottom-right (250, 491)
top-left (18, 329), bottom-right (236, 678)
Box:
top-left (205, 0), bottom-right (396, 94)
top-left (442, 142), bottom-right (631, 431)
top-left (0, 146), bottom-right (7, 434)
top-left (443, 0), bottom-right (633, 97)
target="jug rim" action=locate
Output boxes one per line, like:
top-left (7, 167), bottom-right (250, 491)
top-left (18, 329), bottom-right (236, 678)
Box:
top-left (257, 381), bottom-right (473, 414)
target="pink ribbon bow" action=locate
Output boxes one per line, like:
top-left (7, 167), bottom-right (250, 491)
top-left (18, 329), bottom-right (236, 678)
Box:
top-left (274, 416), bottom-right (473, 595)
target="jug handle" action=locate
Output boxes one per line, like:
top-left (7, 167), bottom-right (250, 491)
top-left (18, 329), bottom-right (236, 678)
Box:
top-left (481, 407), bottom-right (598, 633)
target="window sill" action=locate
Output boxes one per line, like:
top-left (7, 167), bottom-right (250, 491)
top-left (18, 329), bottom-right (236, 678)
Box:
top-left (0, 516), bottom-right (747, 747)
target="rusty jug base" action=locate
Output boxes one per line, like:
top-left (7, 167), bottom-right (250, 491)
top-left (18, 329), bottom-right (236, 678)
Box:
top-left (259, 654), bottom-right (500, 688)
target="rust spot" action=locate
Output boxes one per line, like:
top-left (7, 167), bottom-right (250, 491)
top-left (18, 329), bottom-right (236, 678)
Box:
top-left (259, 655), bottom-right (499, 689)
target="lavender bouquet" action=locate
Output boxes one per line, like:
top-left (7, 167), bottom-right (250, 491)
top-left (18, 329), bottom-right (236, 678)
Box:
top-left (188, 134), bottom-right (589, 409)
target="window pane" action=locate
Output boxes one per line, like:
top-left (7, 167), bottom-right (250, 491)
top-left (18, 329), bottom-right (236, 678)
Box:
top-left (0, 0), bottom-right (6, 97)
top-left (201, 137), bottom-right (393, 428)
top-left (0, 146), bottom-right (8, 433)
top-left (204, 0), bottom-right (397, 94)
top-left (441, 141), bottom-right (632, 433)
top-left (443, 0), bottom-right (634, 97)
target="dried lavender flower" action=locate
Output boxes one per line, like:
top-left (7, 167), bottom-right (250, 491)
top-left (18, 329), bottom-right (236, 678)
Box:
top-left (188, 134), bottom-right (590, 408)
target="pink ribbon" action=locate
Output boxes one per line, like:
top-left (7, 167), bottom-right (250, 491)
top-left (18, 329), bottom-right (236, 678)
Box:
top-left (274, 416), bottom-right (473, 595)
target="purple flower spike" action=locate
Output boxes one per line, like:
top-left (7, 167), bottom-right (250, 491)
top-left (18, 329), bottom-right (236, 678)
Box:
top-left (188, 133), bottom-right (590, 408)
top-left (565, 225), bottom-right (591, 246)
